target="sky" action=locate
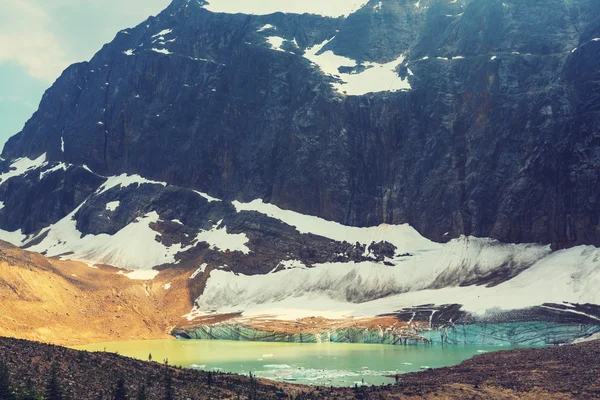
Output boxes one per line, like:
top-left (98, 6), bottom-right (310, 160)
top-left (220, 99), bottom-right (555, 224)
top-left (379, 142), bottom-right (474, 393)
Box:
top-left (0, 0), bottom-right (170, 149)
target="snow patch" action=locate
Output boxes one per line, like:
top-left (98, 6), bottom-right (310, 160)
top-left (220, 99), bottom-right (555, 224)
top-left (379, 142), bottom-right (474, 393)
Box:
top-left (269, 259), bottom-right (307, 274)
top-left (40, 163), bottom-right (69, 179)
top-left (0, 154), bottom-right (47, 185)
top-left (266, 36), bottom-right (286, 52)
top-left (303, 39), bottom-right (410, 95)
top-left (123, 49), bottom-right (135, 56)
top-left (190, 264), bottom-right (208, 280)
top-left (119, 269), bottom-right (160, 280)
top-left (202, 0), bottom-right (370, 17)
top-left (151, 48), bottom-right (172, 55)
top-left (0, 228), bottom-right (27, 246)
top-left (192, 221), bottom-right (251, 255)
top-left (257, 24), bottom-right (275, 32)
top-left (193, 190), bottom-right (221, 203)
top-left (163, 283), bottom-right (172, 290)
top-left (27, 211), bottom-right (187, 271)
top-left (152, 29), bottom-right (173, 38)
top-left (97, 174), bottom-right (167, 195)
top-left (233, 199), bottom-right (436, 254)
top-left (106, 201), bottom-right (120, 212)
top-left (279, 259), bottom-right (306, 270)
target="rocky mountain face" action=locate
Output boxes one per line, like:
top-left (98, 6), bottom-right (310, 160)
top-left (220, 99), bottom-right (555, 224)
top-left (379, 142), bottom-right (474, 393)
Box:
top-left (3, 0), bottom-right (600, 247)
top-left (3, 0), bottom-right (600, 249)
top-left (1, 0), bottom-right (600, 339)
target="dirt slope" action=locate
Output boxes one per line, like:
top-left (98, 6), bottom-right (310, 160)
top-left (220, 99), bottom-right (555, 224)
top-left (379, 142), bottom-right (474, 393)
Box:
top-left (0, 241), bottom-right (193, 346)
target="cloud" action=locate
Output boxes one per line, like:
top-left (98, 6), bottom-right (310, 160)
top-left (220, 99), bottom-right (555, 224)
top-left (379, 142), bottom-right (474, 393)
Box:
top-left (0, 0), bottom-right (69, 82)
top-left (0, 0), bottom-right (169, 83)
top-left (0, 96), bottom-right (38, 110)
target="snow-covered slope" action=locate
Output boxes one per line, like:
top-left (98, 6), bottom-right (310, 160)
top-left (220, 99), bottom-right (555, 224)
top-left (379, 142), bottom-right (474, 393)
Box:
top-left (27, 210), bottom-right (186, 270)
top-left (195, 245), bottom-right (600, 320)
top-left (0, 154), bottom-right (47, 184)
top-left (233, 199), bottom-right (438, 254)
top-left (23, 188), bottom-right (249, 270)
top-left (196, 200), bottom-right (600, 320)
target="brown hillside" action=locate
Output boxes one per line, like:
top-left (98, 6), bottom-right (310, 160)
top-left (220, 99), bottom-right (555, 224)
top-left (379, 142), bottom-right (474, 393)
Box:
top-left (0, 241), bottom-right (193, 346)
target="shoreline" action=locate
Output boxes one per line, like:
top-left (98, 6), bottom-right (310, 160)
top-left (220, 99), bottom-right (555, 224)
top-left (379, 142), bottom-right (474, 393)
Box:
top-left (1, 335), bottom-right (599, 398)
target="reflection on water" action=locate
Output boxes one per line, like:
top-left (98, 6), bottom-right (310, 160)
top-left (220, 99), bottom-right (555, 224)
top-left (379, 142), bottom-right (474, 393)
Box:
top-left (75, 340), bottom-right (523, 387)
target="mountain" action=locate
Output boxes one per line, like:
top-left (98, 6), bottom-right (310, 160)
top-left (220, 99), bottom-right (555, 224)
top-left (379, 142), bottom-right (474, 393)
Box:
top-left (1, 0), bottom-right (600, 344)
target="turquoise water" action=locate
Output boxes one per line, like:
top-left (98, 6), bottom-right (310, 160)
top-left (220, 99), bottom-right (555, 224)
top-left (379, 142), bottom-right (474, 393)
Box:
top-left (76, 339), bottom-right (526, 387)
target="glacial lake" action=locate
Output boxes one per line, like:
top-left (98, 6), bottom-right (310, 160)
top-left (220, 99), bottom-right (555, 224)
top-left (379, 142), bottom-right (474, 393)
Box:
top-left (75, 340), bottom-right (526, 387)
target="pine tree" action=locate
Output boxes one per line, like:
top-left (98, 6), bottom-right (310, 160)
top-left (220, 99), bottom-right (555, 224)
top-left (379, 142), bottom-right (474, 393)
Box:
top-left (163, 361), bottom-right (173, 400)
top-left (44, 363), bottom-right (62, 400)
top-left (112, 378), bottom-right (127, 400)
top-left (135, 385), bottom-right (147, 400)
top-left (0, 362), bottom-right (16, 400)
top-left (19, 378), bottom-right (38, 400)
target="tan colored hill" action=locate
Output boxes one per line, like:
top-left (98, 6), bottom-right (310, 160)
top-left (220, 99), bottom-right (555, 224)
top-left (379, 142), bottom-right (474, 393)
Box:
top-left (0, 241), bottom-right (193, 346)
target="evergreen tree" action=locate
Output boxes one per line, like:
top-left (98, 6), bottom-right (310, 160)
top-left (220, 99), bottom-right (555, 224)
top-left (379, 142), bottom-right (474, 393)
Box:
top-left (135, 385), bottom-right (147, 400)
top-left (0, 362), bottom-right (16, 400)
top-left (163, 362), bottom-right (173, 400)
top-left (19, 378), bottom-right (39, 400)
top-left (206, 372), bottom-right (213, 386)
top-left (44, 363), bottom-right (62, 400)
top-left (112, 378), bottom-right (127, 400)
